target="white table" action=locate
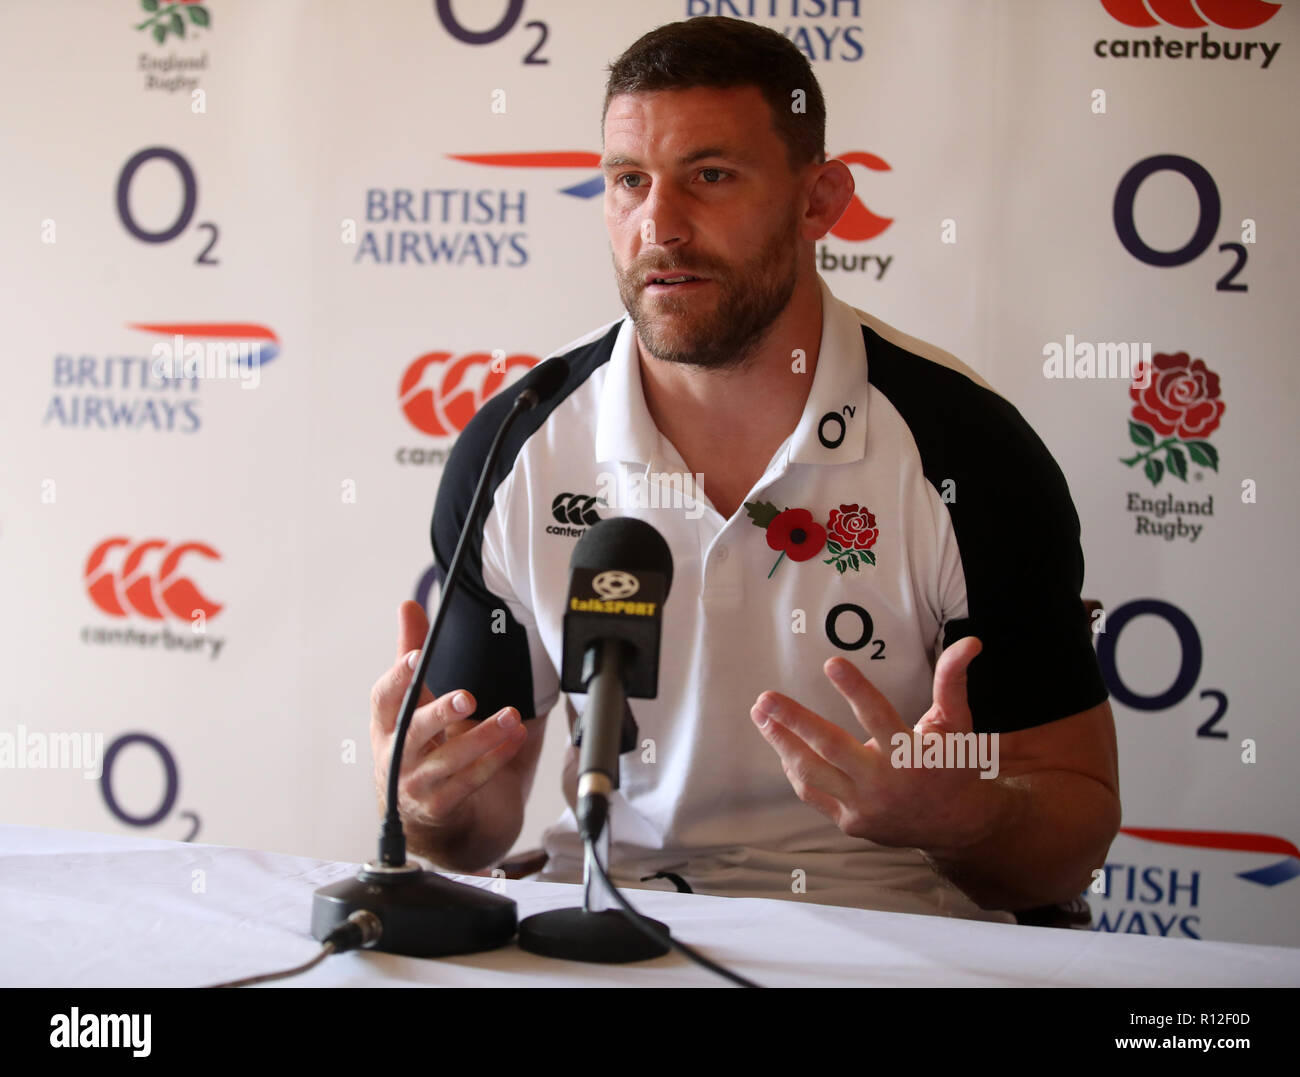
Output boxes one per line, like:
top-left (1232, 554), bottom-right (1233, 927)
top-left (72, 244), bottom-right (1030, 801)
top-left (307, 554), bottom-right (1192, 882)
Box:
top-left (3, 824), bottom-right (1297, 988)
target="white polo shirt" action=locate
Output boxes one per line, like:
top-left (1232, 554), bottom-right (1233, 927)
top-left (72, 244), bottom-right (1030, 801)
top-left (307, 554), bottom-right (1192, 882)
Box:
top-left (427, 273), bottom-right (1106, 922)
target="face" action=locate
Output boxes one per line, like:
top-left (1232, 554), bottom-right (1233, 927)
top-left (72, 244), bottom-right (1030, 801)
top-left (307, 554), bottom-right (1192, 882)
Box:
top-left (602, 86), bottom-right (806, 371)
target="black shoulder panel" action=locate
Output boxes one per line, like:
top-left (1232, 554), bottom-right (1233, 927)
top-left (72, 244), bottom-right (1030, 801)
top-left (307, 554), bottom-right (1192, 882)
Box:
top-left (863, 326), bottom-right (1107, 733)
top-left (424, 321), bottom-right (623, 720)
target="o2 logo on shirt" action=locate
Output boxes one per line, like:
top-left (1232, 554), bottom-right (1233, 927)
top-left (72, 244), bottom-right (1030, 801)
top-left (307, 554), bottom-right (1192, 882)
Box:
top-left (818, 403), bottom-right (857, 449)
top-left (825, 603), bottom-right (886, 658)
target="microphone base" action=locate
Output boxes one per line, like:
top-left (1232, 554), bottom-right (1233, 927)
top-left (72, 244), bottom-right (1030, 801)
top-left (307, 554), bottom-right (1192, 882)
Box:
top-left (517, 907), bottom-right (670, 963)
top-left (312, 862), bottom-right (517, 958)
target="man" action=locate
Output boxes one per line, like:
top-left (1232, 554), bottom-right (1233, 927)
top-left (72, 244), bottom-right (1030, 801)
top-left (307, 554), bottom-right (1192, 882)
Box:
top-left (369, 16), bottom-right (1119, 923)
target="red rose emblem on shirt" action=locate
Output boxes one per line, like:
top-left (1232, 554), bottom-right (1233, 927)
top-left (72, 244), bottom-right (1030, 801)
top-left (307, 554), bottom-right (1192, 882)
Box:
top-left (827, 504), bottom-right (878, 551)
top-left (1130, 352), bottom-right (1225, 440)
top-left (743, 498), bottom-right (881, 577)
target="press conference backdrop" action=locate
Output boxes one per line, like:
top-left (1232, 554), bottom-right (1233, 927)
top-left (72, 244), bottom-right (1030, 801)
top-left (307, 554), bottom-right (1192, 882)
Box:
top-left (1, 0), bottom-right (1296, 947)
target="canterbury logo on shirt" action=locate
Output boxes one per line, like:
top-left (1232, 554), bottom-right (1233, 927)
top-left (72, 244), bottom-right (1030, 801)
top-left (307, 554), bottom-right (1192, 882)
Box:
top-left (551, 492), bottom-right (605, 527)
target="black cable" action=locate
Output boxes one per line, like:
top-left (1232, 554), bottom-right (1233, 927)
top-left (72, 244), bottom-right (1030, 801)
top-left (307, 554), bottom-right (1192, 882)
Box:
top-left (380, 388), bottom-right (537, 868)
top-left (586, 838), bottom-right (762, 988)
top-left (203, 909), bottom-right (383, 988)
top-left (208, 864), bottom-right (759, 987)
top-left (203, 943), bottom-right (335, 989)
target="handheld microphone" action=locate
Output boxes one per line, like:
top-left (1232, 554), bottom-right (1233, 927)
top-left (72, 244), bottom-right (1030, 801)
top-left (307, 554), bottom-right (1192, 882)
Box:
top-left (561, 517), bottom-right (674, 843)
top-left (517, 515), bottom-right (675, 963)
top-left (311, 357), bottom-right (570, 958)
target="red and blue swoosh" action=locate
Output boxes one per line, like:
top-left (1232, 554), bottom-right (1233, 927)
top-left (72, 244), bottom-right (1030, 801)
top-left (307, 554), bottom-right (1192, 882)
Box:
top-left (1122, 827), bottom-right (1300, 886)
top-left (448, 151), bottom-right (605, 199)
top-left (129, 322), bottom-right (281, 365)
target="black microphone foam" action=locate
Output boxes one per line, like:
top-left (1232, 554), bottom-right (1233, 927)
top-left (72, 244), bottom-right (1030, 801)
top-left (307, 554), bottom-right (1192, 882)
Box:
top-left (570, 515), bottom-right (674, 596)
top-left (561, 517), bottom-right (673, 698)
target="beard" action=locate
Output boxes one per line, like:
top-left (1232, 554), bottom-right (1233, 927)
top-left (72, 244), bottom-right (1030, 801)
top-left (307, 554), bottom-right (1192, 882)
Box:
top-left (613, 211), bottom-right (799, 371)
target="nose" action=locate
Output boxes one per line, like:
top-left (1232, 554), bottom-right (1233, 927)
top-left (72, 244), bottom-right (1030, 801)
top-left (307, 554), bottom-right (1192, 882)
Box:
top-left (639, 180), bottom-right (691, 250)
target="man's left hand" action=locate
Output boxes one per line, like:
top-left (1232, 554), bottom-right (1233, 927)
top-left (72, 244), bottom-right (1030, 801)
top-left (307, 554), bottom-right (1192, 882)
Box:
top-left (749, 638), bottom-right (1011, 855)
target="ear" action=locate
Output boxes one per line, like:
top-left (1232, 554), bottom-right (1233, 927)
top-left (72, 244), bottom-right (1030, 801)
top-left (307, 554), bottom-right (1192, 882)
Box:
top-left (799, 158), bottom-right (855, 243)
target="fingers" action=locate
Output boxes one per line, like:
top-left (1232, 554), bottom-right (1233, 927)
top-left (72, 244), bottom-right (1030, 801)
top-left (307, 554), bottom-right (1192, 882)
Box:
top-left (372, 599), bottom-right (435, 737)
top-left (753, 691), bottom-right (865, 771)
top-left (369, 649), bottom-right (436, 735)
top-left (750, 695), bottom-right (857, 804)
top-left (929, 636), bottom-right (982, 733)
top-left (396, 599), bottom-right (430, 662)
top-left (403, 690), bottom-right (483, 760)
top-left (403, 709), bottom-right (528, 814)
top-left (372, 597), bottom-right (529, 830)
top-left (823, 656), bottom-right (911, 746)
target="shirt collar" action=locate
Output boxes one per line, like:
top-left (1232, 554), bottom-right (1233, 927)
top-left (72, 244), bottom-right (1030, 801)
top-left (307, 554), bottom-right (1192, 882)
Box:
top-left (594, 316), bottom-right (662, 469)
top-left (594, 273), bottom-right (869, 470)
top-left (787, 273), bottom-right (870, 467)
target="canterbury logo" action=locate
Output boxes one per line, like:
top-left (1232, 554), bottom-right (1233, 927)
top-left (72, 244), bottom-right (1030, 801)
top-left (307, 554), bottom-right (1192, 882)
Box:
top-left (830, 152), bottom-right (894, 242)
top-left (399, 350), bottom-right (539, 437)
top-left (1100, 0), bottom-right (1281, 29)
top-left (84, 538), bottom-right (223, 621)
top-left (551, 493), bottom-right (604, 527)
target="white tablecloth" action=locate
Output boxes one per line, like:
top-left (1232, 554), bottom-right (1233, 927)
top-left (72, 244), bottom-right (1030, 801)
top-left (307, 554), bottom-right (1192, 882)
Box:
top-left (3, 824), bottom-right (1297, 987)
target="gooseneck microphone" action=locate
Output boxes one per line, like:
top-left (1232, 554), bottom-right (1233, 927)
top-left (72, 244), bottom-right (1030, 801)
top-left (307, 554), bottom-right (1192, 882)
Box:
top-left (518, 516), bottom-right (676, 963)
top-left (310, 357), bottom-right (570, 959)
top-left (379, 355), bottom-right (570, 870)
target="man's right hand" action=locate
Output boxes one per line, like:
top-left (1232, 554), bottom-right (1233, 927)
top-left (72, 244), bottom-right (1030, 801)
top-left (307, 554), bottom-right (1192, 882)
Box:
top-left (369, 600), bottom-right (529, 838)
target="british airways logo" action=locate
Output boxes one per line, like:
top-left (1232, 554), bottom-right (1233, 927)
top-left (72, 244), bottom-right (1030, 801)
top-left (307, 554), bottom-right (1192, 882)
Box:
top-left (355, 185), bottom-right (528, 266)
top-left (44, 321), bottom-right (280, 433)
top-left (1088, 826), bottom-right (1298, 938)
top-left (1121, 826), bottom-right (1300, 887)
top-left (450, 151), bottom-right (605, 199)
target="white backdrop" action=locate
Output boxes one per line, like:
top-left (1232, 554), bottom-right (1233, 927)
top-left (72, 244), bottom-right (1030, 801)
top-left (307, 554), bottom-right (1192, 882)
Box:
top-left (1, 0), bottom-right (1296, 946)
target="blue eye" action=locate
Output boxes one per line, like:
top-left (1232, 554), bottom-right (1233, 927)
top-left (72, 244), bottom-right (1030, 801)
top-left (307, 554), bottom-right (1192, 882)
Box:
top-left (619, 174), bottom-right (643, 189)
top-left (700, 168), bottom-right (725, 183)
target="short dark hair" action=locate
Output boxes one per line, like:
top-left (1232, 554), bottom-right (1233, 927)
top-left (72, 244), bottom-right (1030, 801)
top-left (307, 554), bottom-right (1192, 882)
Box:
top-left (602, 16), bottom-right (826, 170)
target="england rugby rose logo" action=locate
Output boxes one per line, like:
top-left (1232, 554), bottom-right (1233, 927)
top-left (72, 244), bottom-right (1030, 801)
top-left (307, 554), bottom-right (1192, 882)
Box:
top-left (827, 504), bottom-right (878, 552)
top-left (745, 499), bottom-right (879, 578)
top-left (1121, 352), bottom-right (1224, 486)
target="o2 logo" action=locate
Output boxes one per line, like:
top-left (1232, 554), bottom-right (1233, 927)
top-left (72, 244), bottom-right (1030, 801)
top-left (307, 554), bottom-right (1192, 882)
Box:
top-left (433, 0), bottom-right (550, 64)
top-left (817, 403), bottom-right (857, 449)
top-left (1113, 155), bottom-right (1248, 293)
top-left (1095, 598), bottom-right (1227, 739)
top-left (116, 146), bottom-right (220, 265)
top-left (825, 603), bottom-right (886, 659)
top-left (99, 732), bottom-right (201, 841)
